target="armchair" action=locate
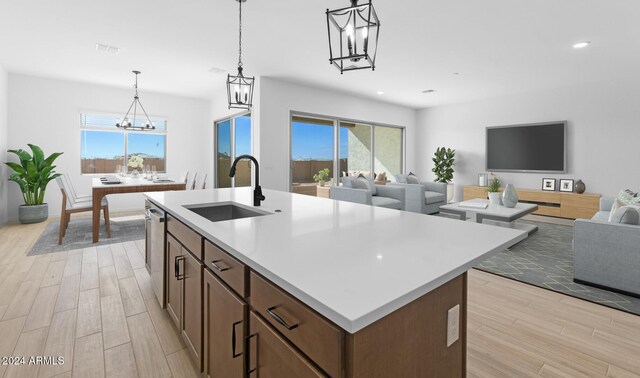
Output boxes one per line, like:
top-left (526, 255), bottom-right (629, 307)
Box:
top-left (388, 181), bottom-right (446, 214)
top-left (574, 197), bottom-right (640, 296)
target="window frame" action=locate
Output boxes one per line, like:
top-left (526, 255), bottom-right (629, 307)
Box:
top-left (213, 111), bottom-right (253, 188)
top-left (80, 111), bottom-right (168, 175)
top-left (289, 111), bottom-right (406, 191)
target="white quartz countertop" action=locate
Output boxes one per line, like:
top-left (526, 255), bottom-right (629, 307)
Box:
top-left (145, 188), bottom-right (526, 333)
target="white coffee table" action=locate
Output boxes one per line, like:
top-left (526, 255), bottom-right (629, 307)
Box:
top-left (439, 199), bottom-right (539, 236)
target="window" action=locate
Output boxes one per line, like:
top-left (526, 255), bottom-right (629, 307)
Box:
top-left (215, 113), bottom-right (252, 188)
top-left (80, 113), bottom-right (167, 174)
top-left (290, 114), bottom-right (404, 196)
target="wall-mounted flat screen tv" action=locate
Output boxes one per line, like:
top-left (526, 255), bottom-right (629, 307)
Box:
top-left (486, 121), bottom-right (566, 173)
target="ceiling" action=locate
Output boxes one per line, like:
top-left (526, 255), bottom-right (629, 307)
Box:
top-left (1, 0), bottom-right (639, 108)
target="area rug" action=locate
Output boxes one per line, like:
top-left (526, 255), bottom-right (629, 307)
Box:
top-left (474, 219), bottom-right (640, 315)
top-left (28, 216), bottom-right (145, 256)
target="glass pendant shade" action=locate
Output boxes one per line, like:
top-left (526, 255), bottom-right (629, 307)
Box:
top-left (326, 0), bottom-right (380, 73)
top-left (227, 0), bottom-right (254, 109)
top-left (227, 67), bottom-right (254, 110)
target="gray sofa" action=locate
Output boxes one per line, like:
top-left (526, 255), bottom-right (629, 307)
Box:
top-left (330, 185), bottom-right (405, 210)
top-left (388, 181), bottom-right (447, 214)
top-left (574, 197), bottom-right (640, 296)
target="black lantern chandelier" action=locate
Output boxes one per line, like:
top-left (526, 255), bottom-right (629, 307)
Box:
top-left (326, 0), bottom-right (380, 73)
top-left (227, 0), bottom-right (254, 109)
top-left (116, 70), bottom-right (156, 130)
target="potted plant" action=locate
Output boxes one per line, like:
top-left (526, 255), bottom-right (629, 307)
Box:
top-left (4, 144), bottom-right (63, 223)
top-left (313, 168), bottom-right (331, 187)
top-left (487, 174), bottom-right (502, 206)
top-left (128, 155), bottom-right (144, 177)
top-left (432, 147), bottom-right (456, 202)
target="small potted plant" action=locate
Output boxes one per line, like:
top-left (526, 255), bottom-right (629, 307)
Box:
top-left (432, 147), bottom-right (456, 202)
top-left (313, 168), bottom-right (330, 187)
top-left (4, 144), bottom-right (63, 223)
top-left (487, 174), bottom-right (502, 206)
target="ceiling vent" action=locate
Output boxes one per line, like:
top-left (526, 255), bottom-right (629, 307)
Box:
top-left (95, 43), bottom-right (121, 55)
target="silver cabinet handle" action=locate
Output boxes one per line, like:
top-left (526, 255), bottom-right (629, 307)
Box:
top-left (266, 306), bottom-right (299, 330)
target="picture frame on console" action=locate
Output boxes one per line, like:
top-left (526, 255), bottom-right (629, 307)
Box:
top-left (559, 179), bottom-right (574, 192)
top-left (542, 178), bottom-right (556, 191)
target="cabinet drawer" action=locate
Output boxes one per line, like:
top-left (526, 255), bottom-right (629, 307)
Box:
top-left (204, 240), bottom-right (247, 298)
top-left (250, 272), bottom-right (343, 378)
top-left (248, 311), bottom-right (326, 378)
top-left (167, 215), bottom-right (202, 259)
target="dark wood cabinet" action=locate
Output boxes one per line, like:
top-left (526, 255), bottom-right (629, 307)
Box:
top-left (166, 219), bottom-right (204, 371)
top-left (182, 251), bottom-right (202, 366)
top-left (203, 268), bottom-right (246, 378)
top-left (166, 234), bottom-right (182, 328)
top-left (248, 311), bottom-right (326, 378)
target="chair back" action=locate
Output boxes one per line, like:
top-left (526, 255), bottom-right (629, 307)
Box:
top-left (195, 173), bottom-right (207, 190)
top-left (186, 173), bottom-right (197, 190)
top-left (62, 174), bottom-right (79, 202)
top-left (180, 171), bottom-right (190, 184)
top-left (56, 177), bottom-right (74, 209)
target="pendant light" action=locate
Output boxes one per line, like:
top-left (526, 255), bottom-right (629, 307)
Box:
top-left (116, 71), bottom-right (156, 130)
top-left (326, 0), bottom-right (380, 74)
top-left (227, 0), bottom-right (254, 109)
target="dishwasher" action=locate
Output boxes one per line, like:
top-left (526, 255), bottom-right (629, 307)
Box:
top-left (145, 200), bottom-right (166, 307)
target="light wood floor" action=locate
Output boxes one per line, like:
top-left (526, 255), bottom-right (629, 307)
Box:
top-left (0, 220), bottom-right (639, 377)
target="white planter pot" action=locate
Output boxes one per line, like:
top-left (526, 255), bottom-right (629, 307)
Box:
top-left (446, 183), bottom-right (454, 203)
top-left (488, 192), bottom-right (502, 206)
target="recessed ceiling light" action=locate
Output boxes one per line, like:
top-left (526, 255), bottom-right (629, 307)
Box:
top-left (376, 91), bottom-right (384, 95)
top-left (421, 89), bottom-right (436, 94)
top-left (95, 43), bottom-right (120, 55)
top-left (573, 41), bottom-right (590, 49)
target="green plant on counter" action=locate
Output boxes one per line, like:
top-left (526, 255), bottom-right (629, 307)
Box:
top-left (313, 168), bottom-right (331, 183)
top-left (4, 144), bottom-right (63, 205)
top-left (432, 147), bottom-right (455, 184)
top-left (487, 174), bottom-right (501, 193)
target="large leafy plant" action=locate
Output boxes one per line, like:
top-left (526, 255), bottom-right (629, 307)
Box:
top-left (4, 144), bottom-right (63, 206)
top-left (432, 147), bottom-right (455, 184)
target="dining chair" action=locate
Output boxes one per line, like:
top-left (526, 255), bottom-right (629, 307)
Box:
top-left (187, 173), bottom-right (197, 190)
top-left (56, 177), bottom-right (111, 244)
top-left (180, 171), bottom-right (190, 185)
top-left (195, 173), bottom-right (207, 189)
top-left (63, 173), bottom-right (91, 202)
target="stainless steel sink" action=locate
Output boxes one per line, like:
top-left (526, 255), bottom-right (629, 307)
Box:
top-left (183, 202), bottom-right (270, 223)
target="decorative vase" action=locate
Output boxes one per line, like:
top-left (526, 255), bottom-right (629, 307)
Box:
top-left (447, 183), bottom-right (454, 203)
top-left (318, 180), bottom-right (325, 187)
top-left (502, 184), bottom-right (518, 208)
top-left (488, 192), bottom-right (502, 206)
top-left (131, 169), bottom-right (139, 178)
top-left (18, 204), bottom-right (48, 224)
top-left (575, 179), bottom-right (586, 194)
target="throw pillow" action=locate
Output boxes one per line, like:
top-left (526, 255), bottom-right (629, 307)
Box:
top-left (358, 174), bottom-right (376, 195)
top-left (610, 206), bottom-right (640, 225)
top-left (352, 176), bottom-right (370, 191)
top-left (609, 190), bottom-right (640, 221)
top-left (342, 177), bottom-right (356, 188)
top-left (406, 172), bottom-right (420, 184)
top-left (394, 174), bottom-right (408, 184)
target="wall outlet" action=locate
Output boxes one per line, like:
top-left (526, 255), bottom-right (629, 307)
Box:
top-left (447, 304), bottom-right (460, 347)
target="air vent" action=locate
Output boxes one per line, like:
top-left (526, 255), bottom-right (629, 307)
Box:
top-left (95, 43), bottom-right (121, 55)
top-left (208, 66), bottom-right (227, 74)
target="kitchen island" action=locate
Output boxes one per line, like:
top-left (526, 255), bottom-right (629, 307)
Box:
top-left (145, 188), bottom-right (525, 377)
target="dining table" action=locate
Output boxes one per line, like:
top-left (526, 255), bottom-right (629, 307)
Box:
top-left (92, 176), bottom-right (187, 243)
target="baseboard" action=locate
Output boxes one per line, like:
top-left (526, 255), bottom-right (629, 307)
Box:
top-left (573, 278), bottom-right (640, 299)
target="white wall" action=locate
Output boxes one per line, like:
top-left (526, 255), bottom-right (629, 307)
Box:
top-left (416, 79), bottom-right (640, 201)
top-left (258, 77), bottom-right (417, 191)
top-left (0, 66), bottom-right (8, 226)
top-left (6, 74), bottom-right (211, 221)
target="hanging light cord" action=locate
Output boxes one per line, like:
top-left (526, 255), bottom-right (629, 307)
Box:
top-left (238, 0), bottom-right (243, 68)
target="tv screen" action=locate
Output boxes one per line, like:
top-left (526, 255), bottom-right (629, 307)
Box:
top-left (486, 122), bottom-right (566, 173)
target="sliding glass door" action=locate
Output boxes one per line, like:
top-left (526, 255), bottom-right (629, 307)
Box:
top-left (215, 113), bottom-right (252, 188)
top-left (290, 113), bottom-right (404, 196)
